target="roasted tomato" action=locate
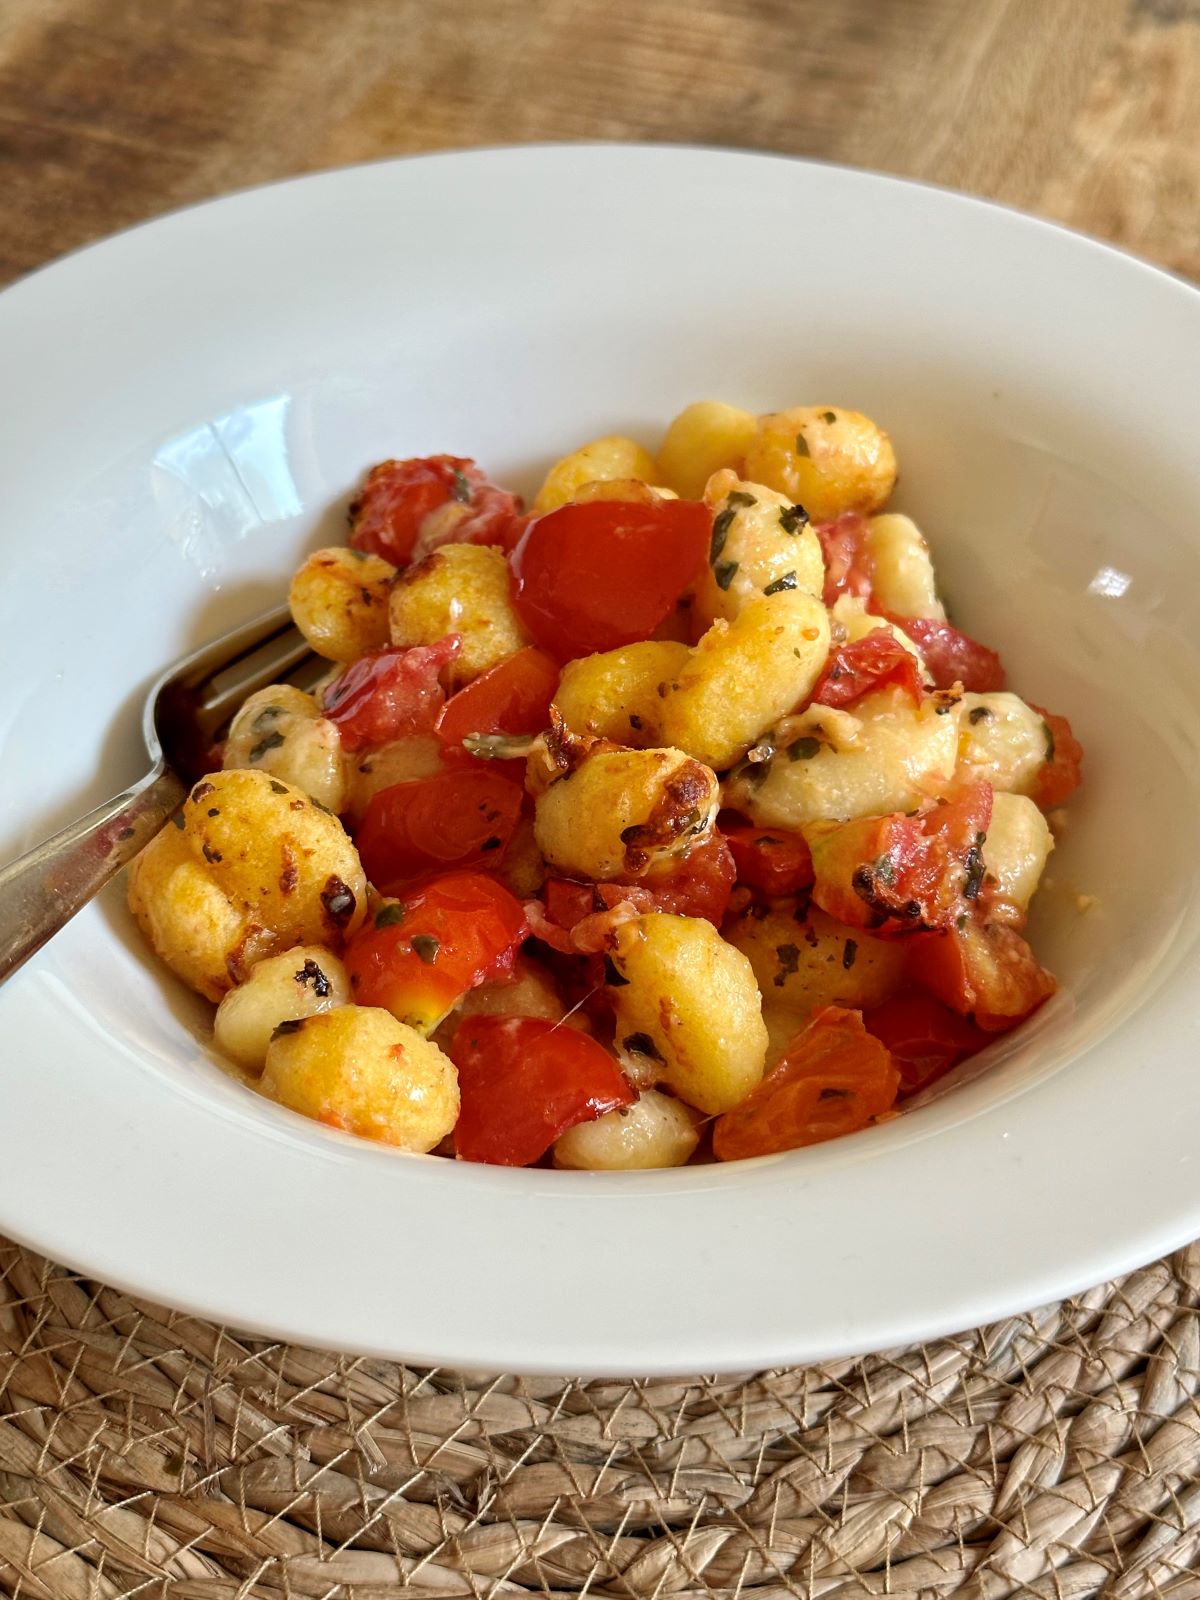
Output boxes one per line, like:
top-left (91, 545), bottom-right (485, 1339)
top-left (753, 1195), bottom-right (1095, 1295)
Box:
top-left (355, 768), bottom-right (524, 891)
top-left (1029, 705), bottom-right (1083, 809)
top-left (723, 822), bottom-right (815, 897)
top-left (810, 629), bottom-right (923, 709)
top-left (344, 871), bottom-right (528, 1033)
top-left (450, 1016), bottom-right (634, 1165)
top-left (907, 919), bottom-right (1056, 1031)
top-left (509, 498), bottom-right (710, 660)
top-left (863, 991), bottom-right (989, 1093)
top-left (323, 638), bottom-right (461, 750)
top-left (712, 1006), bottom-right (899, 1160)
top-left (809, 783), bottom-right (994, 931)
top-left (436, 647), bottom-right (559, 748)
top-left (636, 834), bottom-right (736, 923)
top-left (883, 615), bottom-right (1005, 693)
top-left (348, 456), bottom-right (521, 566)
top-left (815, 512), bottom-right (873, 607)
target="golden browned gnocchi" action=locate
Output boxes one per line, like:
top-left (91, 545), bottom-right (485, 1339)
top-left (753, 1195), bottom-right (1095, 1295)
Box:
top-left (131, 401), bottom-right (1083, 1166)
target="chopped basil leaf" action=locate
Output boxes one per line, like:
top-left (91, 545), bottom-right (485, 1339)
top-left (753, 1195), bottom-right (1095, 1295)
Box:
top-left (963, 833), bottom-right (987, 900)
top-left (374, 903), bottom-right (406, 928)
top-left (270, 1019), bottom-right (304, 1041)
top-left (788, 736), bottom-right (821, 761)
top-left (249, 730), bottom-right (286, 762)
top-left (821, 410), bottom-right (837, 424)
top-left (873, 852), bottom-right (896, 886)
top-left (411, 934), bottom-right (440, 964)
top-left (778, 503), bottom-right (809, 535)
top-left (774, 942), bottom-right (801, 986)
top-left (727, 489), bottom-right (757, 508)
top-left (621, 1032), bottom-right (665, 1063)
top-left (269, 780), bottom-right (289, 795)
top-left (451, 468), bottom-right (472, 503)
top-left (1043, 719), bottom-right (1056, 762)
top-left (968, 705), bottom-right (993, 725)
top-left (295, 959), bottom-right (331, 997)
top-left (714, 559), bottom-right (739, 590)
top-left (709, 507), bottom-right (735, 564)
top-left (842, 938), bottom-right (858, 970)
top-left (170, 812), bottom-right (186, 830)
top-left (763, 571), bottom-right (798, 595)
top-left (795, 434), bottom-right (811, 458)
top-left (603, 955), bottom-right (629, 987)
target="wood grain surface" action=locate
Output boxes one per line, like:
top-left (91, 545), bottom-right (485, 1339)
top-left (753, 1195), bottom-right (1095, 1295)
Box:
top-left (1, 0), bottom-right (1198, 288)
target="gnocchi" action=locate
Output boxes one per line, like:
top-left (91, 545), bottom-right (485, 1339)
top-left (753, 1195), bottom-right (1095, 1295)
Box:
top-left (130, 398), bottom-right (1083, 1166)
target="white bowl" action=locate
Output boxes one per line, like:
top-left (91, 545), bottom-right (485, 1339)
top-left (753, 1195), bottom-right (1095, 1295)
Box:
top-left (1, 146), bottom-right (1198, 1376)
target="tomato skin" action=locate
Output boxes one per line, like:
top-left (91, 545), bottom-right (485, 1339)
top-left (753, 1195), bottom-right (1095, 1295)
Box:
top-left (862, 992), bottom-right (988, 1093)
top-left (712, 1007), bottom-right (899, 1160)
top-left (883, 614), bottom-right (1005, 693)
top-left (323, 638), bottom-right (461, 750)
top-left (810, 629), bottom-right (923, 710)
top-left (907, 921), bottom-right (1056, 1031)
top-left (349, 456), bottom-right (521, 566)
top-left (1029, 705), bottom-right (1083, 809)
top-left (355, 769), bottom-right (524, 891)
top-left (450, 1016), bottom-right (634, 1165)
top-left (723, 823), bottom-right (815, 897)
top-left (815, 512), bottom-right (873, 607)
top-left (436, 647), bottom-right (559, 748)
top-left (510, 498), bottom-right (711, 661)
top-left (345, 871), bottom-right (527, 1033)
top-left (810, 783), bottom-right (994, 932)
top-left (636, 834), bottom-right (736, 923)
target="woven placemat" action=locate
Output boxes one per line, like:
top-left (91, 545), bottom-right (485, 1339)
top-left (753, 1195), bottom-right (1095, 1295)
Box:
top-left (2, 1238), bottom-right (1200, 1599)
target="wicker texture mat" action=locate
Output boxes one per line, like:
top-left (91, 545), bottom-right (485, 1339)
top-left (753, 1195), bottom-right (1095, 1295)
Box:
top-left (2, 1240), bottom-right (1200, 1599)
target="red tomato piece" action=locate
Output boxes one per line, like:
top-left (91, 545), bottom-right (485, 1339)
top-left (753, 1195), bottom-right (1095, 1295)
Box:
top-left (348, 456), bottom-right (522, 566)
top-left (323, 638), bottom-right (461, 751)
top-left (529, 881), bottom-right (657, 956)
top-left (355, 768), bottom-right (524, 891)
top-left (510, 498), bottom-right (711, 661)
top-left (809, 782), bottom-right (994, 931)
top-left (436, 647), bottom-right (559, 749)
top-left (712, 1007), bottom-right (900, 1160)
top-left (636, 834), bottom-right (736, 924)
top-left (883, 615), bottom-right (1006, 693)
top-left (810, 629), bottom-right (924, 710)
top-left (1028, 705), bottom-right (1084, 809)
top-left (907, 920), bottom-right (1056, 1032)
top-left (451, 1016), bottom-right (634, 1165)
top-left (862, 991), bottom-right (989, 1094)
top-left (344, 871), bottom-right (528, 1033)
top-left (724, 822), bottom-right (815, 897)
top-left (815, 512), bottom-right (873, 607)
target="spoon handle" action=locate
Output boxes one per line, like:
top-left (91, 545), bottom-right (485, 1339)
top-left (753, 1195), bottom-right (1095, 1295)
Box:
top-left (0, 764), bottom-right (187, 986)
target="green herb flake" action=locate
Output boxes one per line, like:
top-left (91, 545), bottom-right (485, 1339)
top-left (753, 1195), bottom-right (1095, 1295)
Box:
top-left (269, 780), bottom-right (289, 795)
top-left (968, 705), bottom-right (992, 725)
top-left (714, 559), bottom-right (739, 590)
top-left (821, 410), bottom-right (837, 424)
top-left (779, 503), bottom-right (809, 535)
top-left (795, 433), bottom-right (811, 458)
top-left (709, 507), bottom-right (735, 564)
top-left (170, 812), bottom-right (186, 830)
top-left (374, 903), bottom-right (407, 928)
top-left (788, 736), bottom-right (821, 761)
top-left (451, 468), bottom-right (472, 504)
top-left (629, 713), bottom-right (643, 731)
top-left (842, 938), bottom-right (858, 970)
top-left (411, 934), bottom-right (440, 965)
top-left (774, 942), bottom-right (801, 986)
top-left (727, 489), bottom-right (757, 508)
top-left (763, 571), bottom-right (798, 596)
top-left (270, 1019), bottom-right (304, 1041)
top-left (962, 833), bottom-right (987, 900)
top-left (249, 730), bottom-right (286, 762)
top-left (1042, 719), bottom-right (1056, 763)
top-left (603, 955), bottom-right (629, 987)
top-left (873, 852), bottom-right (896, 886)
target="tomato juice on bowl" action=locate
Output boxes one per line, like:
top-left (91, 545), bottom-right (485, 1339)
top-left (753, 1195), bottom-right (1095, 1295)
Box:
top-left (2, 147), bottom-right (1199, 1373)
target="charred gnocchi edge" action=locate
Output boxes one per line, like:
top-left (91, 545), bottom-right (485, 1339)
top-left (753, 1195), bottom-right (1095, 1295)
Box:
top-left (128, 401), bottom-right (1082, 1166)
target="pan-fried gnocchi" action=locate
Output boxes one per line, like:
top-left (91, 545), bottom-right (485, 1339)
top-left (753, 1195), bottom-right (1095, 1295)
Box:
top-left (131, 397), bottom-right (1083, 1166)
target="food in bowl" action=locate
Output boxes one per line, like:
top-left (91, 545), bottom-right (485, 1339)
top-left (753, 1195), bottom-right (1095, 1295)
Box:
top-left (127, 400), bottom-right (1083, 1167)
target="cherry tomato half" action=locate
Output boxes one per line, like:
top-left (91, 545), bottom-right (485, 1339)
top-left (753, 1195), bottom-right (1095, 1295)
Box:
top-left (323, 638), bottom-right (461, 750)
top-left (345, 871), bottom-right (527, 1033)
top-left (723, 822), bottom-right (815, 897)
top-left (712, 1006), bottom-right (900, 1160)
top-left (810, 629), bottom-right (923, 710)
top-left (815, 512), bottom-right (873, 608)
top-left (1029, 705), bottom-right (1084, 809)
top-left (809, 782), bottom-right (994, 932)
top-left (349, 456), bottom-right (522, 566)
top-left (436, 647), bottom-right (559, 748)
top-left (862, 991), bottom-right (989, 1094)
top-left (907, 920), bottom-right (1056, 1031)
top-left (355, 768), bottom-right (524, 892)
top-left (451, 1016), bottom-right (634, 1165)
top-left (510, 498), bottom-right (711, 661)
top-left (883, 614), bottom-right (1006, 693)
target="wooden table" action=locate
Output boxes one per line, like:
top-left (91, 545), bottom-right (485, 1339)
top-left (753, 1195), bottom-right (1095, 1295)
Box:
top-left (1, 0), bottom-right (1198, 288)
